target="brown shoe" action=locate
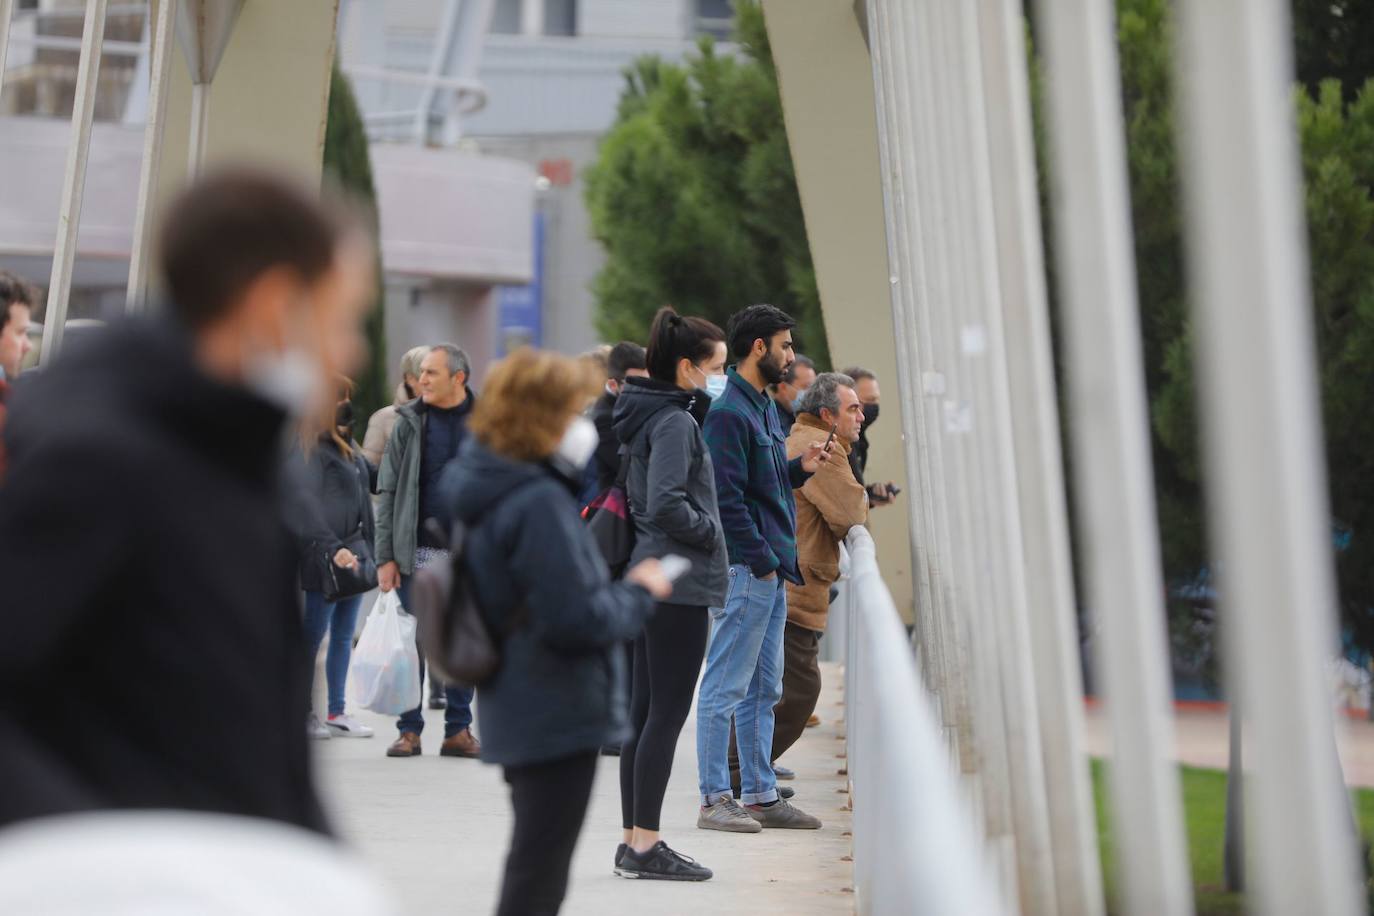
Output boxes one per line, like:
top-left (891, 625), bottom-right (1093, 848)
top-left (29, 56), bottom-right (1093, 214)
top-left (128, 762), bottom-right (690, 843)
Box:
top-left (387, 732), bottom-right (422, 757)
top-left (806, 713), bottom-right (821, 728)
top-left (440, 728), bottom-right (481, 759)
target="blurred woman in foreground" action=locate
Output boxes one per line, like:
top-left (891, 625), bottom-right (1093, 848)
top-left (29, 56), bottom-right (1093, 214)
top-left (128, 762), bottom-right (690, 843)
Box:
top-left (441, 348), bottom-right (671, 916)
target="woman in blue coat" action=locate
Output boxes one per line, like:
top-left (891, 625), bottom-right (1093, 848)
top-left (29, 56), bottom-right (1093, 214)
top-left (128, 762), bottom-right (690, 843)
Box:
top-left (441, 348), bottom-right (672, 916)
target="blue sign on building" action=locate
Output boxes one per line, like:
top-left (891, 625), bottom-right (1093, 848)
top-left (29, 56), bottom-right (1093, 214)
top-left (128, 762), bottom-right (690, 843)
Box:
top-left (496, 211), bottom-right (545, 355)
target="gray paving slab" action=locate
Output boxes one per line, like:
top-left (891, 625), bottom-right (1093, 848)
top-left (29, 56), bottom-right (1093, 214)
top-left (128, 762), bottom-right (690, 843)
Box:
top-left (313, 662), bottom-right (855, 915)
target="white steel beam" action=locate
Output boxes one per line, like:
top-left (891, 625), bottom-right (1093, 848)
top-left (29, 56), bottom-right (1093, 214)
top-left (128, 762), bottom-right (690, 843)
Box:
top-left (40, 0), bottom-right (109, 365)
top-left (907, 1), bottom-right (1021, 898)
top-left (972, 0), bottom-right (1106, 912)
top-left (864, 0), bottom-right (941, 694)
top-left (126, 0), bottom-right (178, 313)
top-left (1033, 0), bottom-right (1193, 912)
top-left (0, 0), bottom-right (15, 125)
top-left (1173, 1), bottom-right (1362, 913)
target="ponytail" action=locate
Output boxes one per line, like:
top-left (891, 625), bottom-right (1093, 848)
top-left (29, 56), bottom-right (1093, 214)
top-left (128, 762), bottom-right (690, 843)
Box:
top-left (645, 306), bottom-right (725, 383)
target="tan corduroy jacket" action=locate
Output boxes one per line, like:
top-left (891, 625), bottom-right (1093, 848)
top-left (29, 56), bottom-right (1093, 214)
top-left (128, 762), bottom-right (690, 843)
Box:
top-left (785, 413), bottom-right (869, 632)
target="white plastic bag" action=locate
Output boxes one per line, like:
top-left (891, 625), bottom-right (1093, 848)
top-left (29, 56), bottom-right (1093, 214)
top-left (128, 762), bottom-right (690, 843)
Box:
top-left (346, 591), bottom-right (421, 715)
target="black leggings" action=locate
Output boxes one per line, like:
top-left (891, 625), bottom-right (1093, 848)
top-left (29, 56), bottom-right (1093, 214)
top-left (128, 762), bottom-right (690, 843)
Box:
top-left (497, 750), bottom-right (599, 916)
top-left (619, 603), bottom-right (709, 831)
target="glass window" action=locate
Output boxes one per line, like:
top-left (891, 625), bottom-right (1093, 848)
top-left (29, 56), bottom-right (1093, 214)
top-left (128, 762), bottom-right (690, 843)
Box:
top-left (490, 0), bottom-right (521, 35)
top-left (696, 0), bottom-right (733, 37)
top-left (543, 0), bottom-right (575, 36)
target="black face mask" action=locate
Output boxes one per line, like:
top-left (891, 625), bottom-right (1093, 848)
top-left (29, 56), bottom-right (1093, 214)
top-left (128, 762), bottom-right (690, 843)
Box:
top-left (861, 402), bottom-right (880, 431)
top-left (336, 401), bottom-right (355, 429)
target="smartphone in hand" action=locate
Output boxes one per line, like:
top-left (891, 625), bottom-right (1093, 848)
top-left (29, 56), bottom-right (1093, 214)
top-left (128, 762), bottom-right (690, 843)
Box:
top-left (660, 554), bottom-right (693, 583)
top-left (823, 421), bottom-right (838, 452)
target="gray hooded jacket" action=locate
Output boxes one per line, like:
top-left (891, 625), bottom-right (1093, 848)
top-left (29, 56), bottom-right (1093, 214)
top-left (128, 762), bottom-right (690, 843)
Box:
top-left (613, 377), bottom-right (728, 608)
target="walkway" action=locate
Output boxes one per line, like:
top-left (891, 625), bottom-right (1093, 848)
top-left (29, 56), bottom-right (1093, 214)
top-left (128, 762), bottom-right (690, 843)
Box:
top-left (313, 663), bottom-right (855, 915)
top-left (1084, 702), bottom-right (1374, 788)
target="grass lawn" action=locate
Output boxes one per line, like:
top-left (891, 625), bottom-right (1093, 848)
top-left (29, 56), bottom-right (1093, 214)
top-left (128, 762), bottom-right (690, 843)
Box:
top-left (1091, 759), bottom-right (1374, 915)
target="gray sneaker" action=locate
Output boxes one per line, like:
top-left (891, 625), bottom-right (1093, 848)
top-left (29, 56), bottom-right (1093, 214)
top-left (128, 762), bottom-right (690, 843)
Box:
top-left (745, 798), bottom-right (823, 829)
top-left (697, 796), bottom-right (764, 833)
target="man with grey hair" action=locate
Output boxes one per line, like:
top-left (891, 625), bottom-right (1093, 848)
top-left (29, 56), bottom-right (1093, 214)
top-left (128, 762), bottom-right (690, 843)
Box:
top-left (361, 345), bottom-right (430, 469)
top-left (375, 342), bottom-right (481, 759)
top-left (729, 371), bottom-right (868, 787)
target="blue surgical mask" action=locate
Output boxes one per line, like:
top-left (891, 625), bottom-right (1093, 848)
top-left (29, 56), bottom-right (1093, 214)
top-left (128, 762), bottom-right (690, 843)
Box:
top-left (704, 374), bottom-right (728, 399)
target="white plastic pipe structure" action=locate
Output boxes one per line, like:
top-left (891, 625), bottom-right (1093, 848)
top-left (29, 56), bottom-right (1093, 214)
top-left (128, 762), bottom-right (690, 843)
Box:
top-left (1033, 0), bottom-right (1193, 913)
top-left (177, 0), bottom-right (244, 176)
top-left (1172, 1), bottom-right (1362, 913)
top-left (969, 0), bottom-right (1106, 912)
top-left (0, 0), bottom-right (14, 100)
top-left (863, 0), bottom-right (942, 695)
top-left (126, 0), bottom-right (179, 313)
top-left (949, 2), bottom-right (1064, 909)
top-left (39, 0), bottom-right (109, 365)
top-left (844, 526), bottom-right (1007, 916)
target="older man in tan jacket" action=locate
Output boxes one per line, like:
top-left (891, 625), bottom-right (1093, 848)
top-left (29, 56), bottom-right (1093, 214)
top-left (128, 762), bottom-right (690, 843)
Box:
top-left (729, 372), bottom-right (868, 790)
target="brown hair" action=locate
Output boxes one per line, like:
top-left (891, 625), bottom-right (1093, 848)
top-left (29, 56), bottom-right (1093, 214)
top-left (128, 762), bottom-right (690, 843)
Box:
top-left (300, 376), bottom-right (355, 458)
top-left (0, 271), bottom-right (38, 331)
top-left (645, 306), bottom-right (725, 383)
top-left (469, 348), bottom-right (602, 462)
top-left (158, 168), bottom-right (359, 330)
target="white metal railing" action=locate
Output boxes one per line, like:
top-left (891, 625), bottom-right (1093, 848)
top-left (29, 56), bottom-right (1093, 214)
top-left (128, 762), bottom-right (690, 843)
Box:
top-left (863, 0), bottom-right (1363, 914)
top-left (843, 525), bottom-right (1005, 915)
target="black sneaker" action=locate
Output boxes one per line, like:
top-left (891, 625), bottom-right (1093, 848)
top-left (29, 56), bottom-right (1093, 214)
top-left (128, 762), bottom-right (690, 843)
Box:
top-left (614, 843), bottom-right (627, 872)
top-left (615, 842), bottom-right (713, 881)
top-left (600, 744), bottom-right (622, 757)
top-left (732, 785), bottom-right (795, 800)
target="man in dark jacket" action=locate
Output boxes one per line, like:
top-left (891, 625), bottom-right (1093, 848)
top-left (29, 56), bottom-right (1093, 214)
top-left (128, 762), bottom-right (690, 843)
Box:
top-left (587, 340), bottom-right (647, 499)
top-left (842, 366), bottom-right (897, 507)
top-left (376, 342), bottom-right (481, 758)
top-left (0, 168), bottom-right (374, 834)
top-left (769, 354), bottom-right (814, 433)
top-left (696, 304), bottom-right (831, 833)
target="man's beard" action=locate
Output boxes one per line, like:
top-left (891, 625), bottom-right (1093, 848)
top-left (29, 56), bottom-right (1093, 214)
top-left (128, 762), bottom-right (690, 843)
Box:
top-left (759, 350), bottom-right (789, 386)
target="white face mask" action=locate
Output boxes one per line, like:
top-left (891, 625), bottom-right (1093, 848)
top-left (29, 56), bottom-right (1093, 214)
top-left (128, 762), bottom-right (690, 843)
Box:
top-left (243, 347), bottom-right (324, 417)
top-left (553, 415), bottom-right (599, 471)
top-left (704, 373), bottom-right (728, 399)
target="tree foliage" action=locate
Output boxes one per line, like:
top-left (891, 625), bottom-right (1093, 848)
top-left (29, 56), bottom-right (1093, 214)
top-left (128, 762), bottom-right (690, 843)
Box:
top-left (1033, 0), bottom-right (1374, 652)
top-left (322, 63), bottom-right (388, 431)
top-left (585, 1), bottom-right (830, 367)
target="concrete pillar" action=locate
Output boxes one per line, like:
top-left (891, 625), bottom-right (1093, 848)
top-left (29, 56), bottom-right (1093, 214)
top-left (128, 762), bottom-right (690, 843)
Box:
top-left (759, 0), bottom-right (915, 626)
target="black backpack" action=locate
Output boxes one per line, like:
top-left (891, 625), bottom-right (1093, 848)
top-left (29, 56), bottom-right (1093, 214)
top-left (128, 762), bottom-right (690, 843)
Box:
top-left (411, 511), bottom-right (527, 688)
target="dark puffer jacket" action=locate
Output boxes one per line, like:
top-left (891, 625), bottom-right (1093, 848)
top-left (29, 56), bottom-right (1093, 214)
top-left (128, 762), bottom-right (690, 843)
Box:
top-left (290, 438), bottom-right (375, 594)
top-left (612, 377), bottom-right (728, 609)
top-left (440, 438), bottom-right (654, 767)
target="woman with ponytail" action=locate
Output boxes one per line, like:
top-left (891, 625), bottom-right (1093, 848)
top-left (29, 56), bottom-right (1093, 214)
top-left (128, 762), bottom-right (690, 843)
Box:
top-left (610, 306), bottom-right (728, 881)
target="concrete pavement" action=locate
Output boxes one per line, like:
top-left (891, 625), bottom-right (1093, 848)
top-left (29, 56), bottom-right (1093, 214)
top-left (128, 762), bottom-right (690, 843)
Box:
top-left (1084, 701), bottom-right (1374, 787)
top-left (313, 662), bottom-right (855, 915)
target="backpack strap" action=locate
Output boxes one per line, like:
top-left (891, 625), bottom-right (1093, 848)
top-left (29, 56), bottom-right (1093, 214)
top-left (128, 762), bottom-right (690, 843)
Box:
top-left (614, 444), bottom-right (631, 488)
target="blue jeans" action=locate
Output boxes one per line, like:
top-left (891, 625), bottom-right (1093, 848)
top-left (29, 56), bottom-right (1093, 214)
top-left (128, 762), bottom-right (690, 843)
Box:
top-left (302, 591), bottom-right (365, 717)
top-left (696, 564), bottom-right (787, 805)
top-left (395, 576), bottom-right (475, 738)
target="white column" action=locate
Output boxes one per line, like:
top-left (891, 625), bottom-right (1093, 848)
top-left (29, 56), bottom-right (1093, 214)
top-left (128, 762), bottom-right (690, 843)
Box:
top-left (127, 0), bottom-right (179, 313)
top-left (864, 0), bottom-right (941, 691)
top-left (1173, 1), bottom-right (1362, 913)
top-left (40, 0), bottom-right (109, 364)
top-left (907, 1), bottom-right (1022, 899)
top-left (945, 0), bottom-right (1060, 908)
top-left (1034, 0), bottom-right (1193, 913)
top-left (972, 0), bottom-right (1106, 912)
top-left (0, 0), bottom-right (15, 101)
top-left (519, 0), bottom-right (544, 36)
